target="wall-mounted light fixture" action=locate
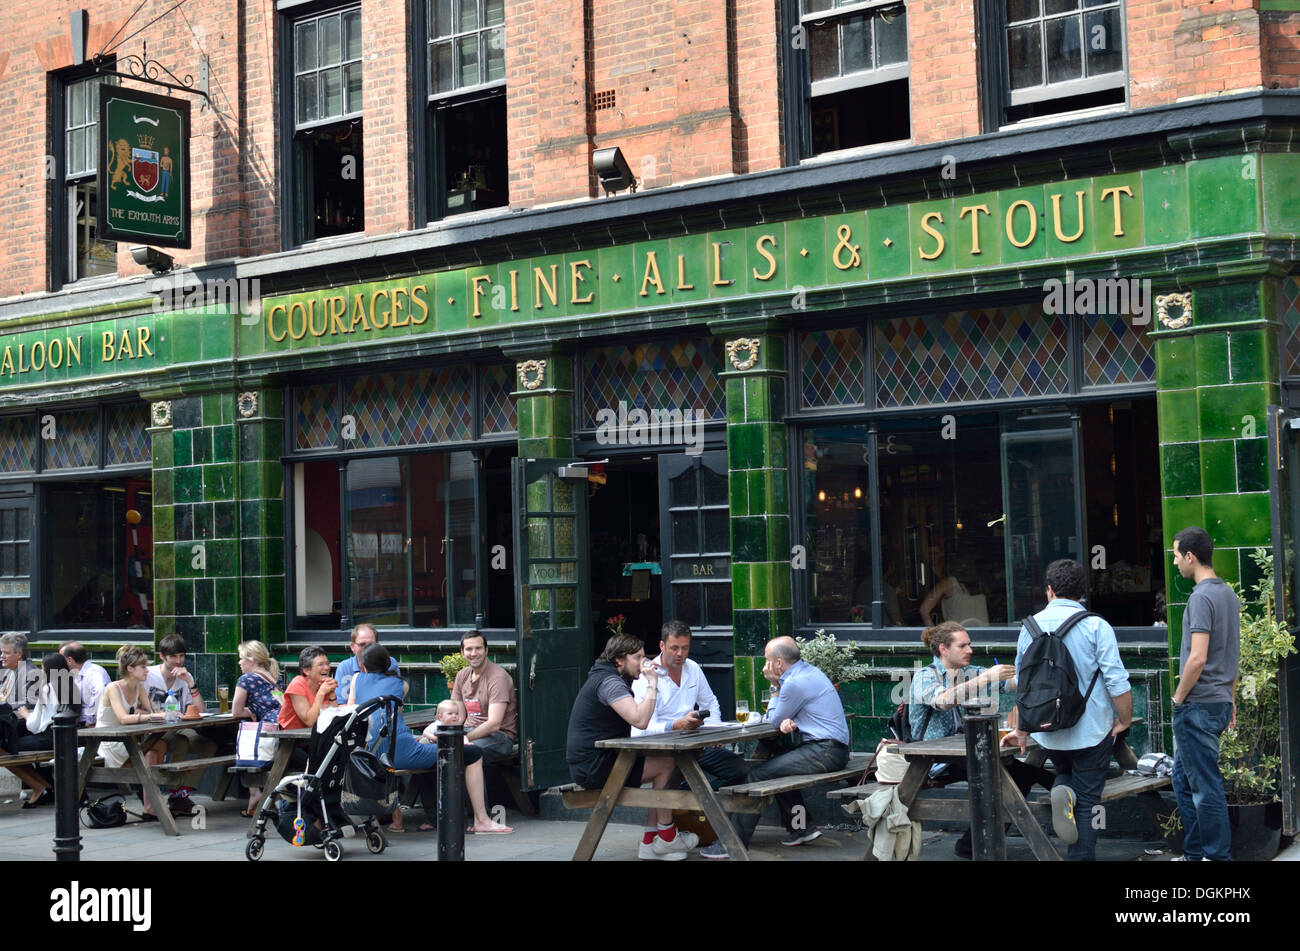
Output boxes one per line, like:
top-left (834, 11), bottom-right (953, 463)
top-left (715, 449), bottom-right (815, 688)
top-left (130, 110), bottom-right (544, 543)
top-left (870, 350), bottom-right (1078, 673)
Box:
top-left (593, 146), bottom-right (638, 196)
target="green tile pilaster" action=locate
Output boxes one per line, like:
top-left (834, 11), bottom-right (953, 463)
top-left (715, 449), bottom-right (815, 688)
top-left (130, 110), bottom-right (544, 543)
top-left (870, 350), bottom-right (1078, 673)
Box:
top-left (720, 330), bottom-right (790, 707)
top-left (509, 352), bottom-right (575, 458)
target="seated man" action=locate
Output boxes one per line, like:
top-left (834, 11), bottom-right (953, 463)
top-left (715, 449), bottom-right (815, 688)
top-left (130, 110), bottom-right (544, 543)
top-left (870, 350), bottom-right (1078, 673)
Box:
top-left (59, 641), bottom-right (111, 727)
top-left (451, 630), bottom-right (518, 766)
top-left (565, 633), bottom-right (698, 861)
top-left (631, 619), bottom-right (747, 789)
top-left (336, 623), bottom-right (403, 704)
top-left (145, 634), bottom-right (217, 809)
top-left (701, 636), bottom-right (849, 859)
top-left (909, 620), bottom-right (1053, 858)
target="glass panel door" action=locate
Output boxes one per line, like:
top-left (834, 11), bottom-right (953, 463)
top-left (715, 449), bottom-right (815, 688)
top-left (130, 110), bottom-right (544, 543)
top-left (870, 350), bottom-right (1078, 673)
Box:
top-left (1000, 413), bottom-right (1082, 621)
top-left (1270, 406), bottom-right (1300, 836)
top-left (513, 458), bottom-right (590, 789)
top-left (0, 499), bottom-right (32, 632)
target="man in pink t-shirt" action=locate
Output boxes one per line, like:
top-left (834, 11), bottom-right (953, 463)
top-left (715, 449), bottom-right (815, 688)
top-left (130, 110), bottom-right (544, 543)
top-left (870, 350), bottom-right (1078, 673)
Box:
top-left (451, 631), bottom-right (518, 765)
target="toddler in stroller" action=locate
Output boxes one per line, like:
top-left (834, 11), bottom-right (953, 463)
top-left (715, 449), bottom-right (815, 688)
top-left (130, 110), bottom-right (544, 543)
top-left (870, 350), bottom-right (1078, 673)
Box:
top-left (244, 694), bottom-right (403, 862)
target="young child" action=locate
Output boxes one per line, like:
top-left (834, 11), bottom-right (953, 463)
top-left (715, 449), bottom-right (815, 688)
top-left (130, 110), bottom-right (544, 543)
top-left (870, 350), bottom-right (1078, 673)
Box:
top-left (412, 698), bottom-right (511, 835)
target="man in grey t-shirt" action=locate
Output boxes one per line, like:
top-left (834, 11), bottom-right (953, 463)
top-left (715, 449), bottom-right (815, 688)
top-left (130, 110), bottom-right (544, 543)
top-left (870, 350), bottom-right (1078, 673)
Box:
top-left (1171, 526), bottom-right (1241, 861)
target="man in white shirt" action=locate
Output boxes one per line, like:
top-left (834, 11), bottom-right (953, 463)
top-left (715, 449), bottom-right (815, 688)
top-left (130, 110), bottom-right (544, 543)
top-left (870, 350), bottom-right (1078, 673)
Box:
top-left (146, 635), bottom-right (217, 804)
top-left (59, 642), bottom-right (110, 727)
top-left (632, 620), bottom-right (748, 789)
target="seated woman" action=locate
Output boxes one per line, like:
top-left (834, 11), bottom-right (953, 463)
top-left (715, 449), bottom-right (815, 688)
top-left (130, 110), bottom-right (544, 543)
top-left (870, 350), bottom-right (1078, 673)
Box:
top-left (97, 645), bottom-right (168, 821)
top-left (351, 643), bottom-right (511, 836)
top-left (2, 651), bottom-right (74, 809)
top-left (231, 640), bottom-right (284, 816)
top-left (277, 647), bottom-right (338, 730)
top-left (908, 621), bottom-right (1053, 858)
top-left (919, 554), bottom-right (988, 628)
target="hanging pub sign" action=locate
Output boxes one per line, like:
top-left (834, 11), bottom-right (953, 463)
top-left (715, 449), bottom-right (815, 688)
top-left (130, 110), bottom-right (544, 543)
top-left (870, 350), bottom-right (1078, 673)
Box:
top-left (97, 85), bottom-right (191, 248)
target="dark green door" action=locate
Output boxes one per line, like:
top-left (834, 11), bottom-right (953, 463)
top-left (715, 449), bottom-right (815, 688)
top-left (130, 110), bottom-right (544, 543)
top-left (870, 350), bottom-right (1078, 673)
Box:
top-left (513, 458), bottom-right (590, 790)
top-left (658, 451), bottom-right (734, 714)
top-left (0, 499), bottom-right (32, 632)
top-left (1270, 407), bottom-right (1300, 836)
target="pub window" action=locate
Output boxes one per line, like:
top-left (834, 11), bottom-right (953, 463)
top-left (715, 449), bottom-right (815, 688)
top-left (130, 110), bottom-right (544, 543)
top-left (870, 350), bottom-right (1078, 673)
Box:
top-left (290, 5), bottom-right (365, 244)
top-left (62, 73), bottom-right (117, 284)
top-left (798, 0), bottom-right (910, 157)
top-left (425, 0), bottom-right (508, 220)
top-left (996, 0), bottom-right (1125, 125)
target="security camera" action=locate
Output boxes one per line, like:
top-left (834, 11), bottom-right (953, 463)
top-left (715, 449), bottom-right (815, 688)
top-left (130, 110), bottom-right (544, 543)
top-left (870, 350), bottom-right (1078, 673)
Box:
top-left (130, 245), bottom-right (174, 275)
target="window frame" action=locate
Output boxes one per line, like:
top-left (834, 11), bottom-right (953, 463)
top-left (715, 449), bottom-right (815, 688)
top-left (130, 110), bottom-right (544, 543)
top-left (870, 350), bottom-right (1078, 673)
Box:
top-left (53, 67), bottom-right (118, 288)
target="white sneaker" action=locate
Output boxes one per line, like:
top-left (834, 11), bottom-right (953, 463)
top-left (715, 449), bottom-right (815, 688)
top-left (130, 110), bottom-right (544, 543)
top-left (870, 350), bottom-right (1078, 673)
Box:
top-left (639, 838), bottom-right (688, 861)
top-left (652, 828), bottom-right (699, 854)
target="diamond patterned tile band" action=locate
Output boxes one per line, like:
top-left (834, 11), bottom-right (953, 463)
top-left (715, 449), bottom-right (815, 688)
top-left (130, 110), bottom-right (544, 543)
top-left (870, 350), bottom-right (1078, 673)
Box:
top-left (0, 416), bottom-right (35, 473)
top-left (345, 367), bottom-right (473, 448)
top-left (874, 307), bottom-right (1070, 407)
top-left (481, 364), bottom-right (517, 435)
top-left (801, 328), bottom-right (865, 407)
top-left (44, 408), bottom-right (98, 469)
top-left (104, 402), bottom-right (151, 467)
top-left (581, 337), bottom-right (727, 428)
top-left (1280, 276), bottom-right (1300, 378)
top-left (294, 383), bottom-right (339, 450)
top-left (1083, 314), bottom-right (1154, 386)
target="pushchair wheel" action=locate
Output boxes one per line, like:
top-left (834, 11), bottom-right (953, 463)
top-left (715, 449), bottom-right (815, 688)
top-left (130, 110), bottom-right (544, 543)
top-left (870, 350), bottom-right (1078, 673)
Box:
top-left (323, 839), bottom-right (344, 862)
top-left (245, 837), bottom-right (265, 862)
top-left (366, 830), bottom-right (387, 854)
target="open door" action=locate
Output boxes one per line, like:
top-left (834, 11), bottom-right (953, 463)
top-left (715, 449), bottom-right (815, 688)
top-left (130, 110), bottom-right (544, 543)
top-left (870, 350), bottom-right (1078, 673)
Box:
top-left (1001, 413), bottom-right (1083, 621)
top-left (513, 458), bottom-right (591, 790)
top-left (1269, 407), bottom-right (1300, 836)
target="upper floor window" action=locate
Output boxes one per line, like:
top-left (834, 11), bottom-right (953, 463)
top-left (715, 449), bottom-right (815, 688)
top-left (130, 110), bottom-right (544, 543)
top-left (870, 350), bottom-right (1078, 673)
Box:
top-left (63, 73), bottom-right (117, 284)
top-left (796, 0), bottom-right (909, 157)
top-left (996, 0), bottom-right (1125, 124)
top-left (424, 0), bottom-right (508, 220)
top-left (288, 5), bottom-right (364, 244)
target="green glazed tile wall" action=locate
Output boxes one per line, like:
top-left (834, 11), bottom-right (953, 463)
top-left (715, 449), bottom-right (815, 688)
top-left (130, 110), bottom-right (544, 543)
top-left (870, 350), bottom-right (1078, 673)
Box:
top-left (152, 390), bottom-right (286, 698)
top-left (512, 356), bottom-right (574, 459)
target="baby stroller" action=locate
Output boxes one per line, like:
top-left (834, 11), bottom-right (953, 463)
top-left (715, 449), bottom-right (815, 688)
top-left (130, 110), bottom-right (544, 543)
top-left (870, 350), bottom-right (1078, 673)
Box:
top-left (244, 694), bottom-right (403, 863)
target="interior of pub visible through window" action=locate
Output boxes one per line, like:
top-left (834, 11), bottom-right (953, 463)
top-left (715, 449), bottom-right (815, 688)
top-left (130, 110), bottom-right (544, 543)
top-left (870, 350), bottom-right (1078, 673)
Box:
top-left (802, 401), bottom-right (1161, 628)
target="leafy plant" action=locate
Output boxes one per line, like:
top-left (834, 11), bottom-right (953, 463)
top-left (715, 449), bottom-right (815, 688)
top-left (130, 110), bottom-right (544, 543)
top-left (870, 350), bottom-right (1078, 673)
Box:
top-left (1217, 549), bottom-right (1296, 804)
top-left (439, 651), bottom-right (469, 684)
top-left (796, 630), bottom-right (869, 685)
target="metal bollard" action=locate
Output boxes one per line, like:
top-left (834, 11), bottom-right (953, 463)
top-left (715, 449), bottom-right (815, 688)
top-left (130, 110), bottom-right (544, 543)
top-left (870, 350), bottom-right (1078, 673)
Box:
top-left (52, 705), bottom-right (81, 862)
top-left (961, 701), bottom-right (1005, 862)
top-left (436, 722), bottom-right (466, 861)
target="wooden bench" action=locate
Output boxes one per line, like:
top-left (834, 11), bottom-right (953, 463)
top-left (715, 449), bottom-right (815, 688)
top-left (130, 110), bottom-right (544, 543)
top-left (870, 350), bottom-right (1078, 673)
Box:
top-left (0, 751), bottom-right (56, 770)
top-left (718, 755), bottom-right (872, 800)
top-left (89, 755), bottom-right (239, 802)
top-left (830, 772), bottom-right (1169, 804)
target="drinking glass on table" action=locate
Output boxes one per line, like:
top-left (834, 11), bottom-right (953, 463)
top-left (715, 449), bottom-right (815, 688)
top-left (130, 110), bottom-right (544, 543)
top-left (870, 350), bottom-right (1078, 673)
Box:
top-left (761, 689), bottom-right (775, 716)
top-left (735, 700), bottom-right (751, 727)
top-left (217, 685), bottom-right (230, 714)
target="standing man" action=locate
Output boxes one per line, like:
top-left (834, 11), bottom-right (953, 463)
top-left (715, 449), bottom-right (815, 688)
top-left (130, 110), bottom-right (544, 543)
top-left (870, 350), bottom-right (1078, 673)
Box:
top-left (1171, 526), bottom-right (1240, 862)
top-left (700, 636), bottom-right (850, 859)
top-left (59, 641), bottom-right (111, 727)
top-left (565, 634), bottom-right (699, 861)
top-left (451, 630), bottom-right (518, 765)
top-left (335, 623), bottom-right (402, 704)
top-left (1002, 559), bottom-right (1132, 861)
top-left (631, 620), bottom-right (747, 788)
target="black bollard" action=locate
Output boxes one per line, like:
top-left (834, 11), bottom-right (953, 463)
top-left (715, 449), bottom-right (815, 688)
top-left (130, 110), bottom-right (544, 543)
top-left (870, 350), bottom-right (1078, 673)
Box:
top-left (52, 705), bottom-right (81, 862)
top-left (961, 701), bottom-right (1005, 862)
top-left (436, 722), bottom-right (466, 861)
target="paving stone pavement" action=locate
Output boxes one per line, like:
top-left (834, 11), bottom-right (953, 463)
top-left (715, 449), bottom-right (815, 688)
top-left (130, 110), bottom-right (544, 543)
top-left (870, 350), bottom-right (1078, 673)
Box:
top-left (0, 791), bottom-right (1174, 862)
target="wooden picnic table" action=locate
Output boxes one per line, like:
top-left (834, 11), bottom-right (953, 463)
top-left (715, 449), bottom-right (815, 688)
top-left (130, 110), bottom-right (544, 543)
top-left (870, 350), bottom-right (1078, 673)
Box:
top-left (244, 706), bottom-right (439, 836)
top-left (569, 722), bottom-right (781, 862)
top-left (76, 713), bottom-right (242, 837)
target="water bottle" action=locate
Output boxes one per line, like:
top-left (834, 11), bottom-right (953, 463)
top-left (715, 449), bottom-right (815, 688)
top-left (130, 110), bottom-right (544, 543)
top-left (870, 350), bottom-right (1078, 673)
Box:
top-left (164, 690), bottom-right (179, 723)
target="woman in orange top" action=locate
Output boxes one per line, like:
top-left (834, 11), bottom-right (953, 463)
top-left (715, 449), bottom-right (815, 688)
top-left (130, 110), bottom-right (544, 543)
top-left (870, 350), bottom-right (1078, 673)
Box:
top-left (277, 647), bottom-right (338, 730)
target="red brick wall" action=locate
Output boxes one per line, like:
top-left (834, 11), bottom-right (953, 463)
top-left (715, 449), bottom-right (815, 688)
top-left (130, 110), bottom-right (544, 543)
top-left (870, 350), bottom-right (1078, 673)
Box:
top-left (1130, 0), bottom-right (1264, 108)
top-left (363, 0), bottom-right (414, 234)
top-left (1263, 12), bottom-right (1300, 90)
top-left (909, 0), bottom-right (982, 144)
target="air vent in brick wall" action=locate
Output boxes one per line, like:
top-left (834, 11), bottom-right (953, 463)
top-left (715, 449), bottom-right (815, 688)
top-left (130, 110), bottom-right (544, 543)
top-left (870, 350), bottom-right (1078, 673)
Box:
top-left (594, 89), bottom-right (616, 111)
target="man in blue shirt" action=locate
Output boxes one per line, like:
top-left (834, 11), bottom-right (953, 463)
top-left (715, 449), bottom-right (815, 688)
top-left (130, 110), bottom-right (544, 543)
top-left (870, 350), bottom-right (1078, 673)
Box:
top-left (335, 623), bottom-right (403, 704)
top-left (700, 636), bottom-right (850, 859)
top-left (1003, 559), bottom-right (1132, 861)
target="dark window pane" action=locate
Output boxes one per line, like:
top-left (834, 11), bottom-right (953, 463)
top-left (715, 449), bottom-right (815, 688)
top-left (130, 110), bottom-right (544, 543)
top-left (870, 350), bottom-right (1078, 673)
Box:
top-left (1, 546), bottom-right (13, 576)
top-left (14, 598), bottom-right (27, 631)
top-left (0, 509), bottom-right (10, 541)
top-left (1046, 15), bottom-right (1084, 83)
top-left (348, 455), bottom-right (409, 627)
top-left (486, 28), bottom-right (505, 82)
top-left (804, 426), bottom-right (872, 623)
top-left (1006, 0), bottom-right (1039, 21)
top-left (703, 510), bottom-right (729, 553)
top-left (1045, 0), bottom-right (1079, 14)
top-left (322, 66), bottom-right (344, 118)
top-left (16, 543), bottom-right (28, 577)
top-left (345, 63), bottom-right (363, 114)
top-left (321, 14), bottom-right (343, 67)
top-left (432, 0), bottom-right (454, 37)
top-left (343, 9), bottom-right (362, 61)
top-left (670, 470), bottom-right (695, 508)
top-left (672, 512), bottom-right (698, 553)
top-left (296, 20), bottom-right (318, 71)
top-left (841, 13), bottom-right (871, 74)
top-left (458, 34), bottom-right (479, 86)
top-left (1008, 23), bottom-right (1043, 89)
top-left (433, 40), bottom-right (456, 93)
top-left (704, 583), bottom-right (732, 628)
top-left (701, 466), bottom-right (727, 506)
top-left (673, 582), bottom-right (701, 626)
top-left (802, 0), bottom-right (833, 12)
top-left (1084, 8), bottom-right (1122, 75)
top-left (485, 0), bottom-right (505, 27)
top-left (460, 0), bottom-right (479, 31)
top-left (875, 7), bottom-right (908, 65)
top-left (297, 74), bottom-right (319, 124)
top-left (809, 21), bottom-right (839, 82)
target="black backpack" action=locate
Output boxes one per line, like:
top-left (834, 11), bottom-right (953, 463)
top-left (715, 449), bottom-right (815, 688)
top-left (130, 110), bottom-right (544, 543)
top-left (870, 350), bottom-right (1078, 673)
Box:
top-left (1015, 610), bottom-right (1101, 733)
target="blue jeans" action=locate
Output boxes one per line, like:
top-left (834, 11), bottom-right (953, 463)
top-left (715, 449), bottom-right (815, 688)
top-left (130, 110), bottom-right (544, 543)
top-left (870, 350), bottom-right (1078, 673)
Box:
top-left (730, 738), bottom-right (849, 846)
top-left (1045, 734), bottom-right (1114, 861)
top-left (1172, 701), bottom-right (1233, 861)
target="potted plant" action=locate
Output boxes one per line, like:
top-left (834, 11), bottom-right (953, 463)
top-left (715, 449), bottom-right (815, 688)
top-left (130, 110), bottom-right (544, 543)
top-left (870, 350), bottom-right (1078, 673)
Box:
top-left (795, 630), bottom-right (869, 688)
top-left (1215, 548), bottom-right (1295, 859)
top-left (439, 651), bottom-right (469, 694)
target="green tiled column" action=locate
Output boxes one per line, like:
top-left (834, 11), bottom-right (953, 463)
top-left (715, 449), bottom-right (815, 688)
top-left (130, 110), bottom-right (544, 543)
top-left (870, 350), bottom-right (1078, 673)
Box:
top-left (150, 389), bottom-right (285, 698)
top-left (511, 353), bottom-right (574, 458)
top-left (721, 332), bottom-right (790, 707)
top-left (1154, 280), bottom-right (1281, 727)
